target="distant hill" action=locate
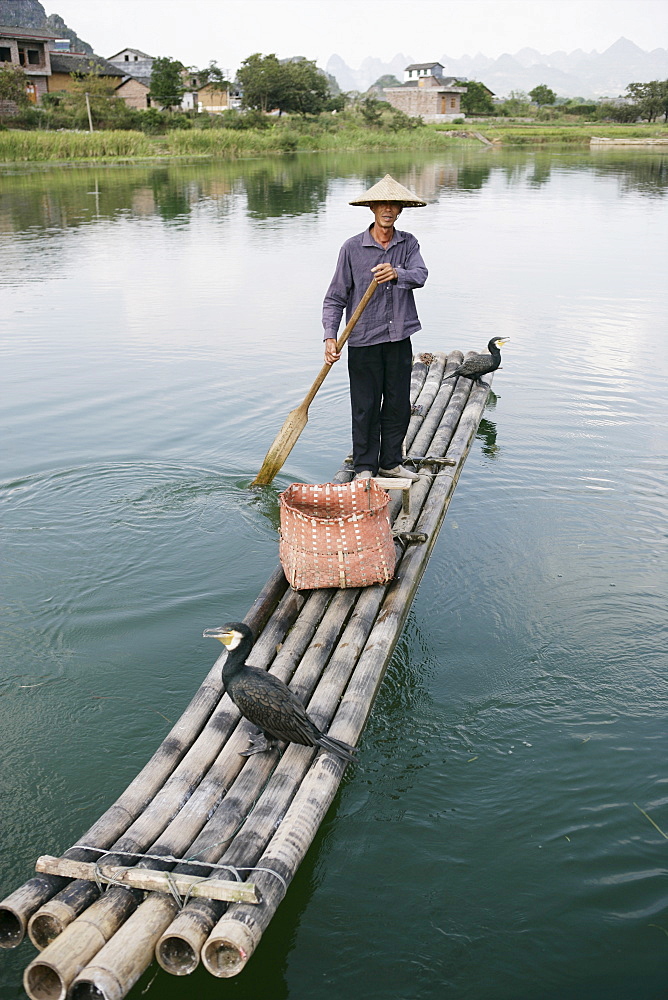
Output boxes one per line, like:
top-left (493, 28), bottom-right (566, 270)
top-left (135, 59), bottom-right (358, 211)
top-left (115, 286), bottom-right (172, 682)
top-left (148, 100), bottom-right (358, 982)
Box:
top-left (0, 0), bottom-right (93, 55)
top-left (327, 39), bottom-right (668, 98)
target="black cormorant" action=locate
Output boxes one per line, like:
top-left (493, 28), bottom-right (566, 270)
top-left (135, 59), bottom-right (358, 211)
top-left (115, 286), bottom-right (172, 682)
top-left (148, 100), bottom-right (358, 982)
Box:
top-left (444, 337), bottom-right (509, 389)
top-left (204, 622), bottom-right (358, 763)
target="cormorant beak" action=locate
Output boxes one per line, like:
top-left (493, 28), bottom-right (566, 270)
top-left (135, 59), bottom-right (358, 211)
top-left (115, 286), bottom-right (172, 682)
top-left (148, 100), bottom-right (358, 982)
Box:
top-left (203, 628), bottom-right (233, 645)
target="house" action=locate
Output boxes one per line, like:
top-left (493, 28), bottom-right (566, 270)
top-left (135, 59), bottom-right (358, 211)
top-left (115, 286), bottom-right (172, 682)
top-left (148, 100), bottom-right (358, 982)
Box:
top-left (0, 24), bottom-right (59, 103)
top-left (184, 70), bottom-right (230, 113)
top-left (107, 48), bottom-right (154, 77)
top-left (107, 49), bottom-right (155, 108)
top-left (47, 51), bottom-right (124, 93)
top-left (384, 61), bottom-right (467, 121)
top-left (0, 26), bottom-right (127, 106)
top-left (115, 75), bottom-right (151, 109)
top-left (196, 82), bottom-right (230, 112)
top-left (403, 61), bottom-right (446, 82)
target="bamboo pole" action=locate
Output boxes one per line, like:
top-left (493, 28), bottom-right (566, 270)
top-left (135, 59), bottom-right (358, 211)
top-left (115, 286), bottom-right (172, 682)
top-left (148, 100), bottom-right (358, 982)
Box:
top-left (0, 567), bottom-right (288, 950)
top-left (409, 351), bottom-right (463, 457)
top-left (409, 352), bottom-right (430, 405)
top-left (404, 352), bottom-right (446, 451)
top-left (200, 377), bottom-right (494, 977)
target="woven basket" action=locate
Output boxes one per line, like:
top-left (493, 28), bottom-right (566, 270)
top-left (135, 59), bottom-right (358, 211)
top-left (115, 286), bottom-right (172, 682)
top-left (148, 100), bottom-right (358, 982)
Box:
top-left (279, 480), bottom-right (396, 590)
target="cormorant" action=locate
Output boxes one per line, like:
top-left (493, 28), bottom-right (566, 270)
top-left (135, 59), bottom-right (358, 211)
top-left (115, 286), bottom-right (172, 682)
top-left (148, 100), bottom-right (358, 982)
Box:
top-left (204, 622), bottom-right (358, 763)
top-left (444, 337), bottom-right (509, 389)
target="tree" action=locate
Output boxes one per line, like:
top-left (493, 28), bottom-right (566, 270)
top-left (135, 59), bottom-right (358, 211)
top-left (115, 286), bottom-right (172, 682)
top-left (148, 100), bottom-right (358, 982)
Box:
top-left (529, 84), bottom-right (557, 107)
top-left (625, 80), bottom-right (668, 122)
top-left (501, 90), bottom-right (531, 116)
top-left (0, 65), bottom-right (29, 107)
top-left (280, 58), bottom-right (329, 115)
top-left (237, 54), bottom-right (331, 116)
top-left (149, 56), bottom-right (185, 110)
top-left (237, 53), bottom-right (287, 113)
top-left (41, 73), bottom-right (138, 130)
top-left (195, 60), bottom-right (230, 91)
top-left (359, 96), bottom-right (384, 127)
top-left (459, 80), bottom-right (495, 115)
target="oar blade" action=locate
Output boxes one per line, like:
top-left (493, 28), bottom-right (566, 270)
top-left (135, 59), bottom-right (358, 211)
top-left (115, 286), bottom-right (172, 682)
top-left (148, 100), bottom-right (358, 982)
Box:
top-left (251, 405), bottom-right (308, 487)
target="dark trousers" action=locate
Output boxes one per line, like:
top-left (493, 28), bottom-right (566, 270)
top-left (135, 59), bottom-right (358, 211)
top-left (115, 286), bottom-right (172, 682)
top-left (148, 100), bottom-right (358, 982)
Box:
top-left (348, 338), bottom-right (412, 474)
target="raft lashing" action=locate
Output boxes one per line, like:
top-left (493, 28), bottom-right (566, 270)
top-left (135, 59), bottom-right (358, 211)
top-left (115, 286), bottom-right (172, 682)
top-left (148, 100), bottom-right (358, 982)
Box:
top-left (1, 349), bottom-right (495, 1000)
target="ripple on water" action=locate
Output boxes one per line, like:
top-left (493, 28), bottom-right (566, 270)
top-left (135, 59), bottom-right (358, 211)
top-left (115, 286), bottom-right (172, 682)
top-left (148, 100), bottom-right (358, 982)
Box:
top-left (0, 460), bottom-right (280, 659)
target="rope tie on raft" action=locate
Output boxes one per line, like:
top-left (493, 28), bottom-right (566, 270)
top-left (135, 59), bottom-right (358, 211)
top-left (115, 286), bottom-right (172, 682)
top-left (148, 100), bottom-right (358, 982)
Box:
top-left (78, 845), bottom-right (288, 906)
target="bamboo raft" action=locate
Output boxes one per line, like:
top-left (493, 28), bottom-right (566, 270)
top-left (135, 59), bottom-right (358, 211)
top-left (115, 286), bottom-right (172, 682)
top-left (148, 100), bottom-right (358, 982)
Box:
top-left (1, 349), bottom-right (495, 1000)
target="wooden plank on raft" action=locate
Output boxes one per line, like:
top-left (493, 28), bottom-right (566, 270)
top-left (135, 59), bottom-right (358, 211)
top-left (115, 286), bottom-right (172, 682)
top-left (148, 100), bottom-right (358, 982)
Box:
top-left (34, 858), bottom-right (260, 905)
top-left (2, 347), bottom-right (496, 1000)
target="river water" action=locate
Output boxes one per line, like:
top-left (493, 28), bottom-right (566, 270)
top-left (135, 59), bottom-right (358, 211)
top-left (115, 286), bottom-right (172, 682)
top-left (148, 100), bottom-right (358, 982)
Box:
top-left (1, 146), bottom-right (667, 999)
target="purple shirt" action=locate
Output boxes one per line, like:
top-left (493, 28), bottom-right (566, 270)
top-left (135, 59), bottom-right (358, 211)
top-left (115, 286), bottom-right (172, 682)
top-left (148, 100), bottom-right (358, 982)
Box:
top-left (322, 226), bottom-right (428, 346)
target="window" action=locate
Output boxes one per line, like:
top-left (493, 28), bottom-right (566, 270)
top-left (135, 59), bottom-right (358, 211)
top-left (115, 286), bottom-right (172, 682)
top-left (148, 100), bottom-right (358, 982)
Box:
top-left (27, 49), bottom-right (40, 65)
top-left (124, 54), bottom-right (129, 61)
top-left (0, 46), bottom-right (11, 61)
top-left (134, 55), bottom-right (138, 61)
top-left (450, 97), bottom-right (456, 108)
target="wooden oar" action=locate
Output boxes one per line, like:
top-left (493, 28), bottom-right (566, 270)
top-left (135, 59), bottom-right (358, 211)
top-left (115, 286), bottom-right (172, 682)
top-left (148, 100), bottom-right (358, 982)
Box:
top-left (251, 278), bottom-right (378, 487)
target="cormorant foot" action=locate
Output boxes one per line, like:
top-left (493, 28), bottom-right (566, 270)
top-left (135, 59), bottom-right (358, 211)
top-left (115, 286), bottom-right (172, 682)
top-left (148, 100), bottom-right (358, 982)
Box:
top-left (239, 733), bottom-right (274, 757)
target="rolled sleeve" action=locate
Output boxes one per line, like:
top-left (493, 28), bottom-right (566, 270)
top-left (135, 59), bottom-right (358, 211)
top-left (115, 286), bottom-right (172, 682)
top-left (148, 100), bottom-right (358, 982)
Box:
top-left (394, 235), bottom-right (427, 288)
top-left (322, 246), bottom-right (353, 340)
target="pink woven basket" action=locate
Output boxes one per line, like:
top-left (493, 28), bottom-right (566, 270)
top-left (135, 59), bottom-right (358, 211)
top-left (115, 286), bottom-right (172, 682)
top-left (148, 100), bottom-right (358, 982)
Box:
top-left (279, 480), bottom-right (396, 590)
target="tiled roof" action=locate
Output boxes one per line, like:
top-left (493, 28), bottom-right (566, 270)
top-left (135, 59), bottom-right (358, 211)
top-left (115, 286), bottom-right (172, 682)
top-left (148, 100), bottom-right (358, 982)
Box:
top-left (108, 48), bottom-right (153, 60)
top-left (405, 62), bottom-right (444, 71)
top-left (386, 76), bottom-right (466, 91)
top-left (0, 24), bottom-right (59, 40)
top-left (49, 52), bottom-right (123, 76)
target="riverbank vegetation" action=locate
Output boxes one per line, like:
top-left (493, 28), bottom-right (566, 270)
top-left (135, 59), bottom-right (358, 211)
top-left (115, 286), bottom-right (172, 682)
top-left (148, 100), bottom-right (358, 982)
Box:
top-left (1, 70), bottom-right (666, 164)
top-left (1, 117), bottom-right (666, 163)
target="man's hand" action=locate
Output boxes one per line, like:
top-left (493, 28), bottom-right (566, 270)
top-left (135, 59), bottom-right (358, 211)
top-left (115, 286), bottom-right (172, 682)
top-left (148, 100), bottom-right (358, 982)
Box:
top-left (324, 338), bottom-right (341, 365)
top-left (371, 263), bottom-right (398, 284)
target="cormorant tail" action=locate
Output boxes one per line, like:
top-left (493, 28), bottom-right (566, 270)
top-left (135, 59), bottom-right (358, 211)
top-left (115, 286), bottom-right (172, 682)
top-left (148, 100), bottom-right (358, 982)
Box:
top-left (317, 734), bottom-right (358, 762)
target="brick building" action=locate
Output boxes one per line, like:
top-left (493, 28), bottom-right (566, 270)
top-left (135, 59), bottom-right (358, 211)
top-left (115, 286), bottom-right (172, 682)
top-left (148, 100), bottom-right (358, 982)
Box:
top-left (0, 24), bottom-right (58, 102)
top-left (384, 61), bottom-right (467, 122)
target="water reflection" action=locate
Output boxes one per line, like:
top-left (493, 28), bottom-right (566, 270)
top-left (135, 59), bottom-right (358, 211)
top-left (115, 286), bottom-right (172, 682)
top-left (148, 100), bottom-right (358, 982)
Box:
top-left (475, 416), bottom-right (500, 459)
top-left (1, 149), bottom-right (665, 245)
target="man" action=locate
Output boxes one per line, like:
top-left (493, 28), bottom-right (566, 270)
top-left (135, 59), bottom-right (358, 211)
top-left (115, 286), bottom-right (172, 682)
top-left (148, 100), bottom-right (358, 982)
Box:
top-left (322, 174), bottom-right (428, 482)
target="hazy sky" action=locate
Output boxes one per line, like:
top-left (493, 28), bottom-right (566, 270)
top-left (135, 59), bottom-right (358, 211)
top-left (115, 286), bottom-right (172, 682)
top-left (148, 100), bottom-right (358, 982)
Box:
top-left (46, 0), bottom-right (668, 73)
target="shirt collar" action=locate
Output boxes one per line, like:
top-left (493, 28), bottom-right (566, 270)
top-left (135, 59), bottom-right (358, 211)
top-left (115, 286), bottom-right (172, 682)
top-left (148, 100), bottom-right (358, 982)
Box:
top-left (362, 225), bottom-right (405, 249)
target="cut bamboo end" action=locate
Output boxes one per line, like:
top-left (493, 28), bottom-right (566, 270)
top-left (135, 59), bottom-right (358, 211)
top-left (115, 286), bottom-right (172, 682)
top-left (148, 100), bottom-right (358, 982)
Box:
top-left (0, 901), bottom-right (24, 949)
top-left (0, 879), bottom-right (65, 949)
top-left (201, 919), bottom-right (257, 978)
top-left (69, 966), bottom-right (123, 1000)
top-left (28, 899), bottom-right (76, 950)
top-left (23, 960), bottom-right (67, 1000)
top-left (155, 929), bottom-right (200, 976)
top-left (22, 918), bottom-right (109, 1000)
top-left (155, 908), bottom-right (212, 976)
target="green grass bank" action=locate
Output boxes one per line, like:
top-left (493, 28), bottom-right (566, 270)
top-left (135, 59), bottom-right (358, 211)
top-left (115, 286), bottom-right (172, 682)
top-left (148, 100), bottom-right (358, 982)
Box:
top-left (0, 121), bottom-right (666, 163)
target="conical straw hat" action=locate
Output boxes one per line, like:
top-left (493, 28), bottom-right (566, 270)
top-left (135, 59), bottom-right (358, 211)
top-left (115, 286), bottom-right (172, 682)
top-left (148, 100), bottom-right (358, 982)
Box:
top-left (349, 173), bottom-right (427, 207)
